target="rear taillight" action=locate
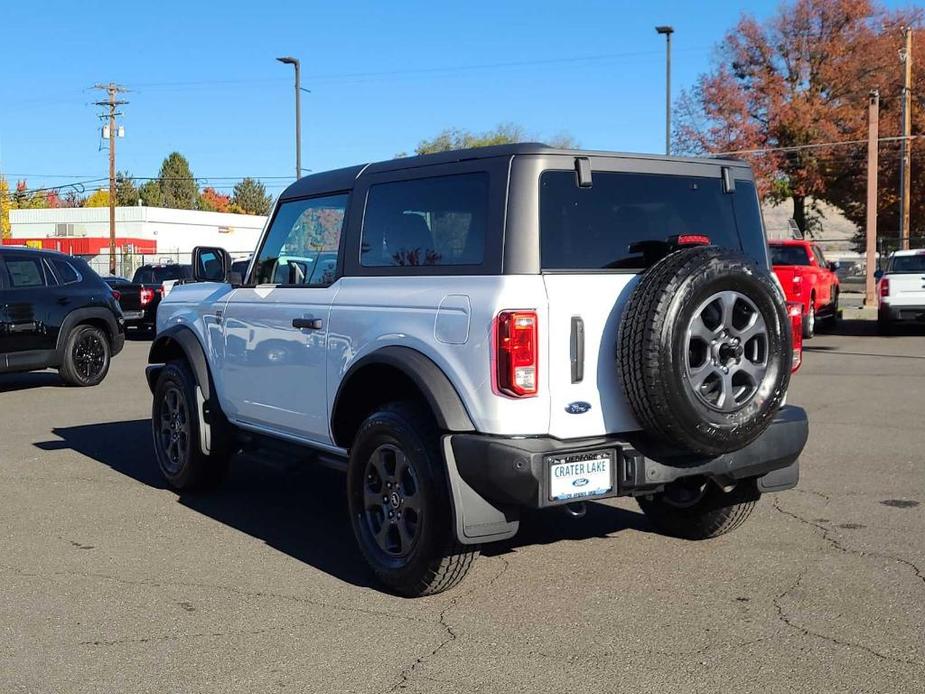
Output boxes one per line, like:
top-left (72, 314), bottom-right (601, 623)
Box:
top-left (791, 274), bottom-right (803, 298)
top-left (140, 287), bottom-right (155, 306)
top-left (880, 278), bottom-right (890, 298)
top-left (787, 302), bottom-right (803, 373)
top-left (111, 289), bottom-right (121, 301)
top-left (494, 310), bottom-right (538, 397)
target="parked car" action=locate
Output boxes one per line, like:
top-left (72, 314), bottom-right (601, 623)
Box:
top-left (115, 263), bottom-right (193, 332)
top-left (0, 247), bottom-right (124, 385)
top-left (146, 144), bottom-right (808, 596)
top-left (769, 239), bottom-right (840, 338)
top-left (876, 249), bottom-right (925, 334)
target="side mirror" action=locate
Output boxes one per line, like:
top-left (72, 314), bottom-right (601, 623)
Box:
top-left (828, 261), bottom-right (840, 272)
top-left (192, 246), bottom-right (231, 283)
top-left (874, 269), bottom-right (884, 281)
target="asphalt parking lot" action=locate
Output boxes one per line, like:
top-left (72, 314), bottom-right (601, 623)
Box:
top-left (1, 323), bottom-right (923, 694)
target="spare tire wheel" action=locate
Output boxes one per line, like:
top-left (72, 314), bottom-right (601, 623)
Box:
top-left (618, 246), bottom-right (790, 457)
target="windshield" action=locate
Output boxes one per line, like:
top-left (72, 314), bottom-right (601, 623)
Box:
top-left (133, 265), bottom-right (192, 283)
top-left (889, 254), bottom-right (925, 273)
top-left (539, 171), bottom-right (767, 270)
top-left (770, 245), bottom-right (811, 266)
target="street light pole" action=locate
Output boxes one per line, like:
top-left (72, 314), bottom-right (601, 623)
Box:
top-left (656, 26), bottom-right (674, 156)
top-left (277, 56), bottom-right (301, 180)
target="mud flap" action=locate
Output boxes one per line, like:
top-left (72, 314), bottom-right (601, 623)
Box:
top-left (442, 436), bottom-right (519, 545)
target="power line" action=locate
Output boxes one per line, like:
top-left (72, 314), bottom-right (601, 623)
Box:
top-left (713, 135), bottom-right (920, 156)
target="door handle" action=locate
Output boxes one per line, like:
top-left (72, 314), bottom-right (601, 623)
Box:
top-left (292, 318), bottom-right (323, 330)
top-left (57, 297), bottom-right (70, 306)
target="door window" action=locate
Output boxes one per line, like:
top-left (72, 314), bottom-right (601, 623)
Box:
top-left (51, 258), bottom-right (81, 285)
top-left (253, 194), bottom-right (348, 286)
top-left (3, 256), bottom-right (47, 288)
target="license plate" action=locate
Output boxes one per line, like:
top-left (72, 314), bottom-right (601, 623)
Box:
top-left (548, 452), bottom-right (613, 502)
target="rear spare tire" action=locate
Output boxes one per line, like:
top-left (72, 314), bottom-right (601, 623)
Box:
top-left (618, 246), bottom-right (790, 457)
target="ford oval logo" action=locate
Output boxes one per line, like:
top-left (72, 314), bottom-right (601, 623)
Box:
top-left (572, 478), bottom-right (589, 487)
top-left (565, 401), bottom-right (592, 414)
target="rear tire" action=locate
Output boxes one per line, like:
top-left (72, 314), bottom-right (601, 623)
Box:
top-left (347, 401), bottom-right (478, 597)
top-left (637, 478), bottom-right (760, 540)
top-left (151, 360), bottom-right (232, 490)
top-left (802, 299), bottom-right (815, 339)
top-left (59, 324), bottom-right (111, 387)
top-left (877, 313), bottom-right (893, 336)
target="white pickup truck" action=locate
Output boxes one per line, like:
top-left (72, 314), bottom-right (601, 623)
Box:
top-left (877, 250), bottom-right (925, 334)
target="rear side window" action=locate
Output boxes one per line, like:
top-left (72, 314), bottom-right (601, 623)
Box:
top-left (3, 256), bottom-right (47, 288)
top-left (890, 254), bottom-right (925, 273)
top-left (540, 171), bottom-right (759, 270)
top-left (361, 173), bottom-right (488, 267)
top-left (253, 193), bottom-right (347, 286)
top-left (51, 258), bottom-right (81, 285)
top-left (770, 245), bottom-right (811, 266)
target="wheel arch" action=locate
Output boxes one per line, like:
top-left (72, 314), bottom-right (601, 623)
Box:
top-left (146, 324), bottom-right (212, 400)
top-left (330, 346), bottom-right (475, 449)
top-left (55, 307), bottom-right (119, 364)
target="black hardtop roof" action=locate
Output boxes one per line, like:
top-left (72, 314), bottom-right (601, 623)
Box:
top-left (279, 144), bottom-right (749, 200)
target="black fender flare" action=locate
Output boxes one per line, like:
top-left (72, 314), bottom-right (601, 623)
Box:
top-left (146, 324), bottom-right (212, 398)
top-left (332, 346), bottom-right (475, 435)
top-left (55, 307), bottom-right (120, 363)
top-left (146, 324), bottom-right (219, 456)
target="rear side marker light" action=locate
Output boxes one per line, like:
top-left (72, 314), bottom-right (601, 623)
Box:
top-left (787, 302), bottom-right (803, 373)
top-left (495, 310), bottom-right (538, 397)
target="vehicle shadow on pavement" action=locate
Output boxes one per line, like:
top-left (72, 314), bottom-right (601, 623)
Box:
top-left (483, 503), bottom-right (651, 557)
top-left (35, 419), bottom-right (374, 588)
top-left (0, 371), bottom-right (65, 392)
top-left (35, 419), bottom-right (654, 588)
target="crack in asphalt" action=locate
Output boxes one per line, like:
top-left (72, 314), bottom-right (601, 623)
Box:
top-left (0, 563), bottom-right (429, 626)
top-left (772, 496), bottom-right (925, 587)
top-left (771, 497), bottom-right (925, 667)
top-left (388, 555), bottom-right (510, 692)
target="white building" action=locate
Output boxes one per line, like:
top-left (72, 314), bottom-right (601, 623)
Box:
top-left (7, 205), bottom-right (267, 265)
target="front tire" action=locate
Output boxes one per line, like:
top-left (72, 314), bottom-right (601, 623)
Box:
top-left (59, 324), bottom-right (111, 386)
top-left (637, 478), bottom-right (760, 540)
top-left (152, 361), bottom-right (232, 490)
top-left (347, 402), bottom-right (478, 597)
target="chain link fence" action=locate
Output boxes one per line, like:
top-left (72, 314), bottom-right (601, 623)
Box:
top-left (77, 249), bottom-right (254, 280)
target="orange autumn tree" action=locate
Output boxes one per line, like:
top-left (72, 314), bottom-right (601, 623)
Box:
top-left (199, 186), bottom-right (231, 213)
top-left (676, 0), bottom-right (916, 235)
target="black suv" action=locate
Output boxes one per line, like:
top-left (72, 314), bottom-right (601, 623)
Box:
top-left (0, 247), bottom-right (125, 386)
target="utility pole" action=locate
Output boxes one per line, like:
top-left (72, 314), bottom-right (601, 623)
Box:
top-left (656, 26), bottom-right (674, 156)
top-left (277, 57), bottom-right (302, 180)
top-left (865, 90), bottom-right (880, 308)
top-left (898, 27), bottom-right (913, 250)
top-left (93, 83), bottom-right (128, 275)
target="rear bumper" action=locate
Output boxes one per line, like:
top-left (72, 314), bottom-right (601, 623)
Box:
top-left (880, 303), bottom-right (925, 321)
top-left (451, 405), bottom-right (808, 511)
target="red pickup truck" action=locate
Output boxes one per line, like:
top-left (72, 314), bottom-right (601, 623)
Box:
top-left (770, 239), bottom-right (840, 338)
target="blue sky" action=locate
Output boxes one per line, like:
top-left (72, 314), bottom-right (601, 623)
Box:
top-left (0, 0), bottom-right (911, 197)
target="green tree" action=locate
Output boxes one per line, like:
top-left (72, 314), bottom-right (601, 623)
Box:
top-left (157, 152), bottom-right (199, 209)
top-left (409, 123), bottom-right (578, 156)
top-left (115, 171), bottom-right (139, 206)
top-left (232, 177), bottom-right (272, 215)
top-left (139, 179), bottom-right (163, 207)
